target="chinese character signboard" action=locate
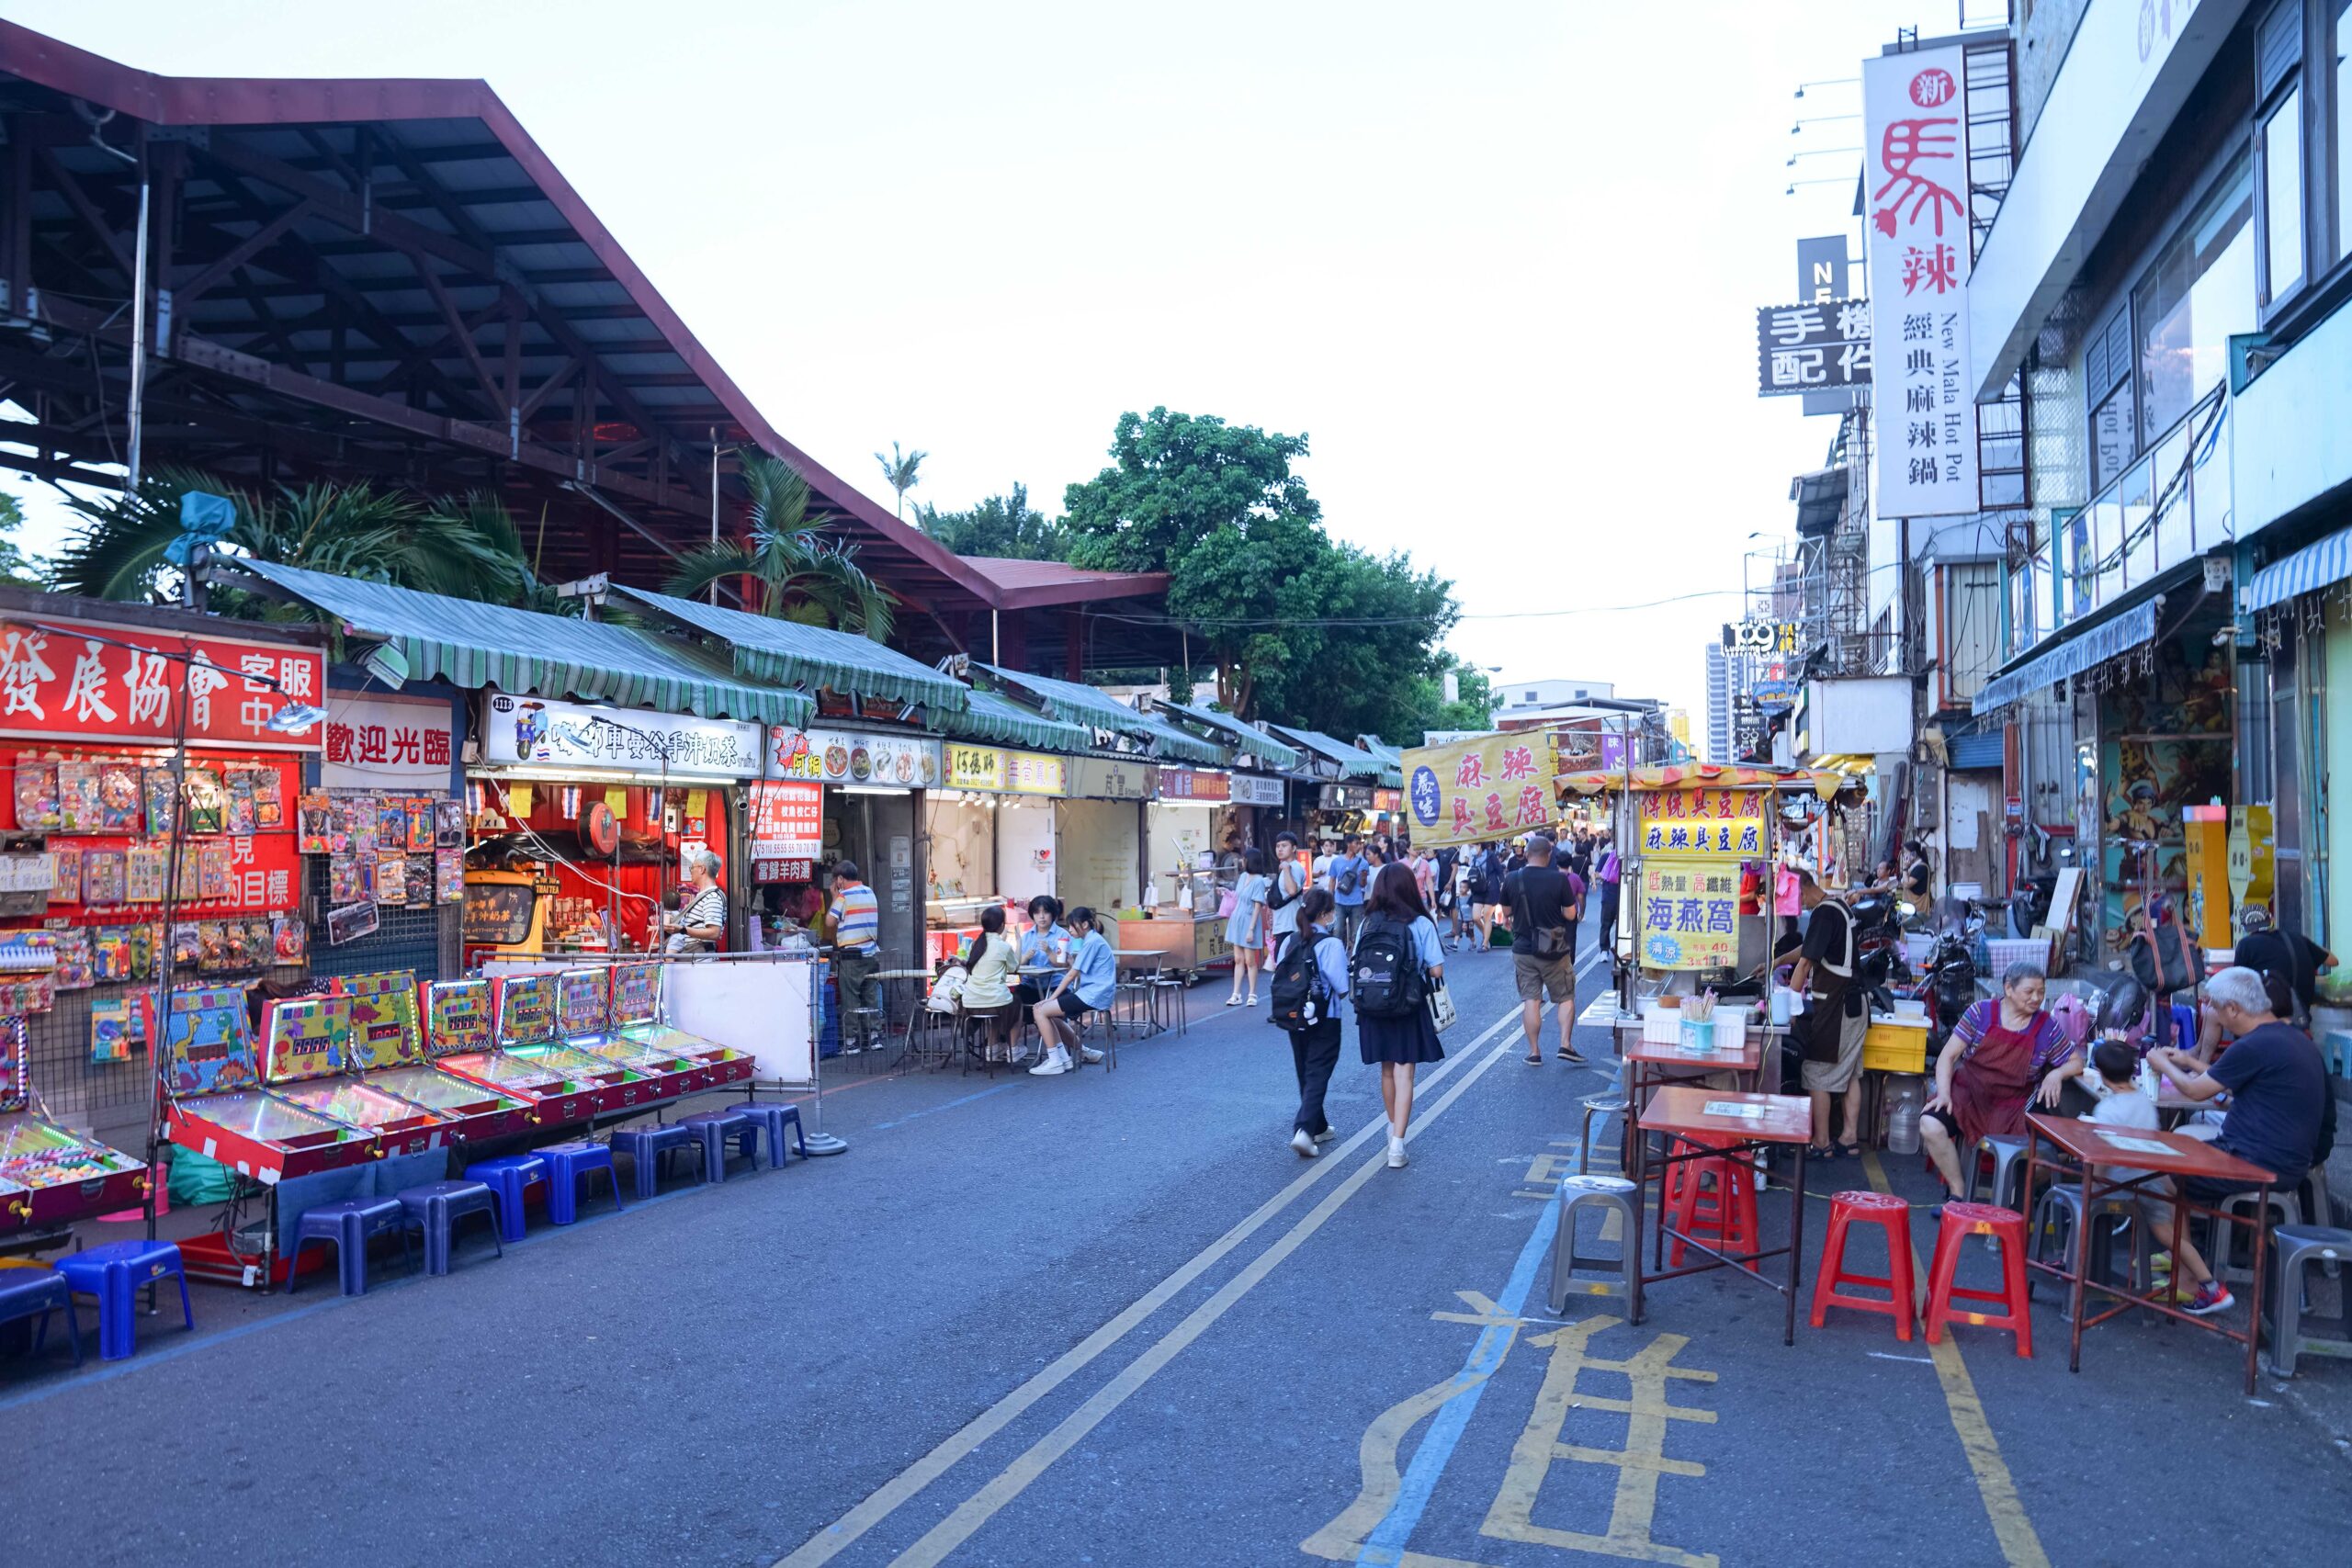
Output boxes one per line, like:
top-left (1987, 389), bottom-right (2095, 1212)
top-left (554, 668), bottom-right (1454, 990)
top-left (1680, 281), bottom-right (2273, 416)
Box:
top-left (483, 694), bottom-right (762, 778)
top-left (322, 692), bottom-right (456, 792)
top-left (1066, 757), bottom-right (1149, 800)
top-left (749, 781), bottom-right (823, 862)
top-left (1638, 859), bottom-right (1740, 970)
top-left (1634, 788), bottom-right (1766, 859)
top-left (1229, 773), bottom-right (1286, 807)
top-left (1755, 300), bottom-right (1871, 396)
top-left (769, 725), bottom-right (943, 787)
top-left (1156, 767), bottom-right (1229, 803)
top-left (1402, 733), bottom-right (1553, 850)
top-left (1863, 45), bottom-right (1978, 518)
top-left (0, 616), bottom-right (324, 751)
top-left (946, 745), bottom-right (1066, 796)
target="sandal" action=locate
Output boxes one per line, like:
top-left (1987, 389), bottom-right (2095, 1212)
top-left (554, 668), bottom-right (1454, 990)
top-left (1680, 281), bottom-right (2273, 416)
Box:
top-left (1838, 1141), bottom-right (1864, 1158)
top-left (1806, 1143), bottom-right (1835, 1159)
top-left (1523, 1052), bottom-right (1544, 1066)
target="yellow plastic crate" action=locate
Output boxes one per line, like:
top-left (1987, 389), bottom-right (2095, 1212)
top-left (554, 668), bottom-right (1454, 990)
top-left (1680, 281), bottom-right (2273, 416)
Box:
top-left (1862, 1019), bottom-right (1929, 1074)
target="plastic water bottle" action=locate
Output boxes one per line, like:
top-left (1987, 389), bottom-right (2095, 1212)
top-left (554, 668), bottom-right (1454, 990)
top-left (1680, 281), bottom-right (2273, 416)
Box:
top-left (1885, 1076), bottom-right (1925, 1156)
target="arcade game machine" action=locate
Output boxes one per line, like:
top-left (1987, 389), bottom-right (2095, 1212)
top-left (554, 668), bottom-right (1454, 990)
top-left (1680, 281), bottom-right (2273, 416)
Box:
top-left (489, 968), bottom-right (668, 1110)
top-left (162, 987), bottom-right (376, 1186)
top-left (606, 960), bottom-right (756, 1089)
top-left (0, 1017), bottom-right (148, 1235)
top-left (260, 994), bottom-right (461, 1161)
top-left (334, 972), bottom-right (532, 1142)
top-left (554, 966), bottom-right (707, 1093)
top-left (435, 971), bottom-right (624, 1122)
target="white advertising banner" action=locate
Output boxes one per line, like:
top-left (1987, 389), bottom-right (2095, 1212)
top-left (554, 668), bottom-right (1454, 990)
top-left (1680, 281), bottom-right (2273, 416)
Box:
top-left (1229, 773), bottom-right (1286, 807)
top-left (1863, 45), bottom-right (1978, 519)
top-left (323, 690), bottom-right (457, 792)
top-left (481, 693), bottom-right (763, 777)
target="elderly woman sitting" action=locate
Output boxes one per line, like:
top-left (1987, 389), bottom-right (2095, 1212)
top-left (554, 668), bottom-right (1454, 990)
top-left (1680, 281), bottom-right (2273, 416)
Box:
top-left (1920, 961), bottom-right (2081, 1211)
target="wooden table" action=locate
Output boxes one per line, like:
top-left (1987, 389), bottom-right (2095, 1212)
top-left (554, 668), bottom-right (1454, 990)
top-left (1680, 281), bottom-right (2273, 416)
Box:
top-left (1631, 1087), bottom-right (1815, 1345)
top-left (2020, 1111), bottom-right (2279, 1393)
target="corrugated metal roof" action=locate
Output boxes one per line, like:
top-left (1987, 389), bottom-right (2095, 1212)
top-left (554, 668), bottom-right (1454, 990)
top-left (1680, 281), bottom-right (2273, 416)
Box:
top-left (605, 584), bottom-right (968, 714)
top-left (975, 664), bottom-right (1227, 765)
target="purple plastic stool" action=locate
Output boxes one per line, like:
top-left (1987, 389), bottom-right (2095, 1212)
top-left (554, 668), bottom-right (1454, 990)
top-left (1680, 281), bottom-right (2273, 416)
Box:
top-left (394, 1180), bottom-right (504, 1275)
top-left (463, 1153), bottom-right (549, 1243)
top-left (678, 1108), bottom-right (757, 1182)
top-left (288, 1196), bottom-right (409, 1296)
top-left (0, 1269), bottom-right (81, 1367)
top-left (611, 1123), bottom-right (697, 1200)
top-left (537, 1142), bottom-right (624, 1223)
top-left (739, 1102), bottom-right (808, 1168)
top-left (52, 1240), bottom-right (193, 1361)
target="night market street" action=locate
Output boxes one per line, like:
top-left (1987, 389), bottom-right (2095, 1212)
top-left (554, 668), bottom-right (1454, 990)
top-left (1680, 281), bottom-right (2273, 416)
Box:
top-left (6, 932), bottom-right (2347, 1568)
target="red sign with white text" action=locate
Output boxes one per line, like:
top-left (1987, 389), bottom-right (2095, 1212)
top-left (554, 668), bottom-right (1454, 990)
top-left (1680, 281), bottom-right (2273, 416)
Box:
top-left (0, 616), bottom-right (324, 751)
top-left (749, 781), bottom-right (823, 861)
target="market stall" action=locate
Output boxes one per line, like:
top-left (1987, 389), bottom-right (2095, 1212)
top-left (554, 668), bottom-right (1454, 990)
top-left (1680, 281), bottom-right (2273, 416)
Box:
top-left (309, 679), bottom-right (466, 986)
top-left (940, 741), bottom-right (1076, 957)
top-left (769, 718), bottom-right (939, 968)
top-left (1124, 763), bottom-right (1232, 974)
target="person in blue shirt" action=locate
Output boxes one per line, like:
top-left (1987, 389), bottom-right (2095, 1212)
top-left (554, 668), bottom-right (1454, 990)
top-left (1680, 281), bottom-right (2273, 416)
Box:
top-left (1276, 886), bottom-right (1351, 1157)
top-left (1356, 862), bottom-right (1447, 1169)
top-left (1330, 834), bottom-right (1370, 951)
top-left (1031, 906), bottom-right (1114, 1076)
top-left (1008, 895), bottom-right (1070, 1065)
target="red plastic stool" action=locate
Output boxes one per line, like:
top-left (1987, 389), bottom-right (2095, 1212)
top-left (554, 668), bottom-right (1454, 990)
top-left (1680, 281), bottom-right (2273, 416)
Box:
top-left (1668, 1151), bottom-right (1758, 1268)
top-left (1663, 1131), bottom-right (1735, 1204)
top-left (1923, 1201), bottom-right (2032, 1358)
top-left (1808, 1190), bottom-right (1917, 1339)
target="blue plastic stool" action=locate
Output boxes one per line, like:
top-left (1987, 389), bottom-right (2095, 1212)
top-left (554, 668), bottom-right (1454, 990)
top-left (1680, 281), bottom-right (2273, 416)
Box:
top-left (287, 1196), bottom-right (409, 1296)
top-left (678, 1108), bottom-right (757, 1182)
top-left (611, 1123), bottom-right (697, 1200)
top-left (537, 1142), bottom-right (624, 1224)
top-left (463, 1154), bottom-right (549, 1244)
top-left (739, 1101), bottom-right (808, 1168)
top-left (51, 1239), bottom-right (193, 1361)
top-left (394, 1180), bottom-right (504, 1275)
top-left (0, 1269), bottom-right (81, 1367)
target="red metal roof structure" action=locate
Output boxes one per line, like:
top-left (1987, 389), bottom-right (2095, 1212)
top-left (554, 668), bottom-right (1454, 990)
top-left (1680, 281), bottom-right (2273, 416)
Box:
top-left (0, 21), bottom-right (1176, 671)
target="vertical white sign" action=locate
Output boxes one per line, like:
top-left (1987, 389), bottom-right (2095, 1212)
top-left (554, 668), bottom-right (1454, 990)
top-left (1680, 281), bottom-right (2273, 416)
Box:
top-left (1863, 46), bottom-right (1978, 519)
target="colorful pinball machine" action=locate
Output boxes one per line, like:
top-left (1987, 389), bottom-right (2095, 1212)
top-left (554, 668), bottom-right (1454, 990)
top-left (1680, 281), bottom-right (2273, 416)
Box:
top-left (433, 971), bottom-right (621, 1122)
top-left (0, 1017), bottom-right (147, 1236)
top-left (549, 965), bottom-right (705, 1095)
top-left (163, 987), bottom-right (376, 1185)
top-left (605, 961), bottom-right (754, 1088)
top-left (333, 971), bottom-right (532, 1142)
top-left (260, 994), bottom-right (460, 1159)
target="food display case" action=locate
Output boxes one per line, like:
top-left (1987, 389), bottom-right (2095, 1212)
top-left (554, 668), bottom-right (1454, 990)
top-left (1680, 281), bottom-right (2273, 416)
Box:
top-left (163, 987), bottom-right (376, 1184)
top-left (260, 995), bottom-right (461, 1160)
top-left (0, 1019), bottom-right (147, 1232)
top-left (1106, 906), bottom-right (1231, 977)
top-left (434, 971), bottom-right (620, 1121)
top-left (606, 960), bottom-right (755, 1088)
top-left (330, 972), bottom-right (533, 1141)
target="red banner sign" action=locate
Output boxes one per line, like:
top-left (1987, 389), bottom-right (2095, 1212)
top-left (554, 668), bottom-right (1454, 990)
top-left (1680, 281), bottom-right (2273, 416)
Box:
top-left (749, 781), bottom-right (823, 861)
top-left (0, 615), bottom-right (325, 751)
top-left (1156, 767), bottom-right (1229, 803)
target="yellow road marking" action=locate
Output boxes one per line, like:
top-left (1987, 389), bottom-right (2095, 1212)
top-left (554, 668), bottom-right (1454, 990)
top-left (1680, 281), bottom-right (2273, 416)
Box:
top-left (1860, 1149), bottom-right (2051, 1568)
top-left (883, 1030), bottom-right (1524, 1566)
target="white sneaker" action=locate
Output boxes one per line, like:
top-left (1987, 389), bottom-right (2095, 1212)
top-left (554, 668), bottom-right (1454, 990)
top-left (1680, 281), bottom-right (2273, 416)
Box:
top-left (1080, 1045), bottom-right (1104, 1064)
top-left (1291, 1128), bottom-right (1318, 1158)
top-left (1009, 1047), bottom-right (1032, 1064)
top-left (1313, 1128), bottom-right (1338, 1144)
top-left (1386, 1134), bottom-right (1408, 1168)
top-left (1028, 1048), bottom-right (1071, 1077)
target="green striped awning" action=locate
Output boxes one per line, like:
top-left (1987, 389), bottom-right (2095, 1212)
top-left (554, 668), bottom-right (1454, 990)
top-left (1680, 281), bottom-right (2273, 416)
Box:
top-left (606, 583), bottom-right (968, 714)
top-left (238, 558), bottom-right (808, 727)
top-left (1263, 723), bottom-right (1387, 780)
top-left (977, 664), bottom-right (1227, 765)
top-left (1153, 699), bottom-right (1304, 771)
top-left (936, 687), bottom-right (1094, 753)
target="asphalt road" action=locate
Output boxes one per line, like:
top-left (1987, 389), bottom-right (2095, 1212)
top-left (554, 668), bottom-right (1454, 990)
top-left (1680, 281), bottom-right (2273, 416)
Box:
top-left (6, 925), bottom-right (2350, 1567)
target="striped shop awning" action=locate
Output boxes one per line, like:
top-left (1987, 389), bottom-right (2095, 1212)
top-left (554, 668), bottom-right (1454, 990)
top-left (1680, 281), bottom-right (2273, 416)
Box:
top-left (2247, 524), bottom-right (2352, 613)
top-left (605, 583), bottom-right (969, 714)
top-left (974, 664), bottom-right (1228, 765)
top-left (236, 558), bottom-right (810, 727)
top-left (934, 687), bottom-right (1095, 753)
top-left (1973, 599), bottom-right (2158, 716)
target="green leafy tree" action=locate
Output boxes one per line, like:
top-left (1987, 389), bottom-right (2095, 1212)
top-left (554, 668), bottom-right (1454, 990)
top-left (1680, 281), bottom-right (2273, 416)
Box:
top-left (666, 453), bottom-right (893, 638)
top-left (1250, 544), bottom-right (1460, 743)
top-left (875, 441), bottom-right (927, 519)
top-left (914, 482), bottom-right (1072, 560)
top-left (0, 492), bottom-right (45, 588)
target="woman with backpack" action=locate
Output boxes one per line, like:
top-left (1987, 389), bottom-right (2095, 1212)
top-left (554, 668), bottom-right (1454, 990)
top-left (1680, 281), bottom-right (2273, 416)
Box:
top-left (1356, 862), bottom-right (1447, 1168)
top-left (1271, 886), bottom-right (1349, 1157)
top-left (1224, 848), bottom-right (1272, 1009)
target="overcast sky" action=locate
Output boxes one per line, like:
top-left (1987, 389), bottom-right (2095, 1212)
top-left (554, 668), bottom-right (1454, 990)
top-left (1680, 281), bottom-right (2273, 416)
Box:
top-left (3, 0), bottom-right (1932, 727)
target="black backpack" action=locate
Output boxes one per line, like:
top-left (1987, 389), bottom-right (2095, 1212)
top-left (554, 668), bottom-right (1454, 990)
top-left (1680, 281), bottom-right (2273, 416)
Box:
top-left (1352, 915), bottom-right (1428, 1020)
top-left (1268, 931), bottom-right (1331, 1031)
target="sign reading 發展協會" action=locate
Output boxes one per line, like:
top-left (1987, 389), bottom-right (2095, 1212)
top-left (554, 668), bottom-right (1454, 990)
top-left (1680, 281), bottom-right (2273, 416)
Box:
top-left (1402, 733), bottom-right (1554, 849)
top-left (1863, 44), bottom-right (1978, 518)
top-left (0, 616), bottom-right (325, 751)
top-left (1639, 859), bottom-right (1740, 971)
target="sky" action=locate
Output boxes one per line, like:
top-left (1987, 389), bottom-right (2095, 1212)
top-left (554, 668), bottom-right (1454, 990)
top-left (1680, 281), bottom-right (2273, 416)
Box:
top-left (0, 0), bottom-right (1938, 728)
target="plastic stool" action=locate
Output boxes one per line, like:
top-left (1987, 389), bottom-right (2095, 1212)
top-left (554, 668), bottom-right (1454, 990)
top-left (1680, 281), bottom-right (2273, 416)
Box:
top-left (2211, 1188), bottom-right (2302, 1282)
top-left (1963, 1134), bottom-right (2030, 1212)
top-left (462, 1154), bottom-right (548, 1244)
top-left (394, 1180), bottom-right (504, 1275)
top-left (677, 1110), bottom-right (756, 1183)
top-left (287, 1196), bottom-right (409, 1296)
top-left (612, 1123), bottom-right (698, 1199)
top-left (2027, 1186), bottom-right (2149, 1319)
top-left (1667, 1151), bottom-right (1758, 1268)
top-left (1150, 975), bottom-right (1189, 1036)
top-left (537, 1142), bottom-right (625, 1223)
top-left (739, 1102), bottom-right (808, 1169)
top-left (1923, 1202), bottom-right (2031, 1358)
top-left (0, 1269), bottom-right (80, 1367)
top-left (2267, 1224), bottom-right (2352, 1377)
top-left (1577, 1091), bottom-right (1628, 1175)
top-left (1547, 1174), bottom-right (1638, 1312)
top-left (51, 1239), bottom-right (193, 1361)
top-left (1809, 1190), bottom-right (1917, 1339)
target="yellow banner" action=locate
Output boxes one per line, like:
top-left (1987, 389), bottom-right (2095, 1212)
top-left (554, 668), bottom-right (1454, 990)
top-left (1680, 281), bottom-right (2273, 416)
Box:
top-left (1402, 732), bottom-right (1554, 849)
top-left (1633, 787), bottom-right (1766, 859)
top-left (1637, 858), bottom-right (1740, 970)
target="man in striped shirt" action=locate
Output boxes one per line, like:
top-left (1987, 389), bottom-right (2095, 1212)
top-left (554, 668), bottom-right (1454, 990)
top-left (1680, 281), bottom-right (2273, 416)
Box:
top-left (668, 849), bottom-right (729, 953)
top-left (828, 860), bottom-right (883, 1054)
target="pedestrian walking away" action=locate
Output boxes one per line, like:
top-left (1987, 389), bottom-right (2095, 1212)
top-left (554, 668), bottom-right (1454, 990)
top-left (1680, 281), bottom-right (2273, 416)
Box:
top-left (1030, 906), bottom-right (1113, 1075)
top-left (1503, 831), bottom-right (1585, 1065)
top-left (1788, 872), bottom-right (1871, 1156)
top-left (1593, 833), bottom-right (1622, 964)
top-left (1353, 862), bottom-right (1446, 1168)
top-left (827, 860), bottom-right (883, 1054)
top-left (1331, 834), bottom-right (1370, 950)
top-left (1225, 848), bottom-right (1271, 1008)
top-left (1269, 887), bottom-right (1348, 1157)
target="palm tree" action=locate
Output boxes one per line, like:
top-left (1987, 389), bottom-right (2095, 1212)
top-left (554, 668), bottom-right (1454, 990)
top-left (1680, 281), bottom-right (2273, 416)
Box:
top-left (664, 453), bottom-right (894, 639)
top-left (874, 440), bottom-right (927, 519)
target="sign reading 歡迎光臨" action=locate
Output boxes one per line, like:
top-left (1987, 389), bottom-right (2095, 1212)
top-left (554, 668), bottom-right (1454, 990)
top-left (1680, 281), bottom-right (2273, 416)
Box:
top-left (1634, 788), bottom-right (1766, 858)
top-left (1862, 44), bottom-right (1978, 519)
top-left (1403, 733), bottom-right (1554, 849)
top-left (323, 691), bottom-right (456, 792)
top-left (1639, 859), bottom-right (1740, 971)
top-left (0, 616), bottom-right (325, 751)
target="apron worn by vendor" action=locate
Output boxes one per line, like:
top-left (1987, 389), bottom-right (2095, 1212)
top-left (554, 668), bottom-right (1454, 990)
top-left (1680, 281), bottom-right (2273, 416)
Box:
top-left (1792, 901), bottom-right (1864, 1070)
top-left (1949, 1005), bottom-right (2049, 1145)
